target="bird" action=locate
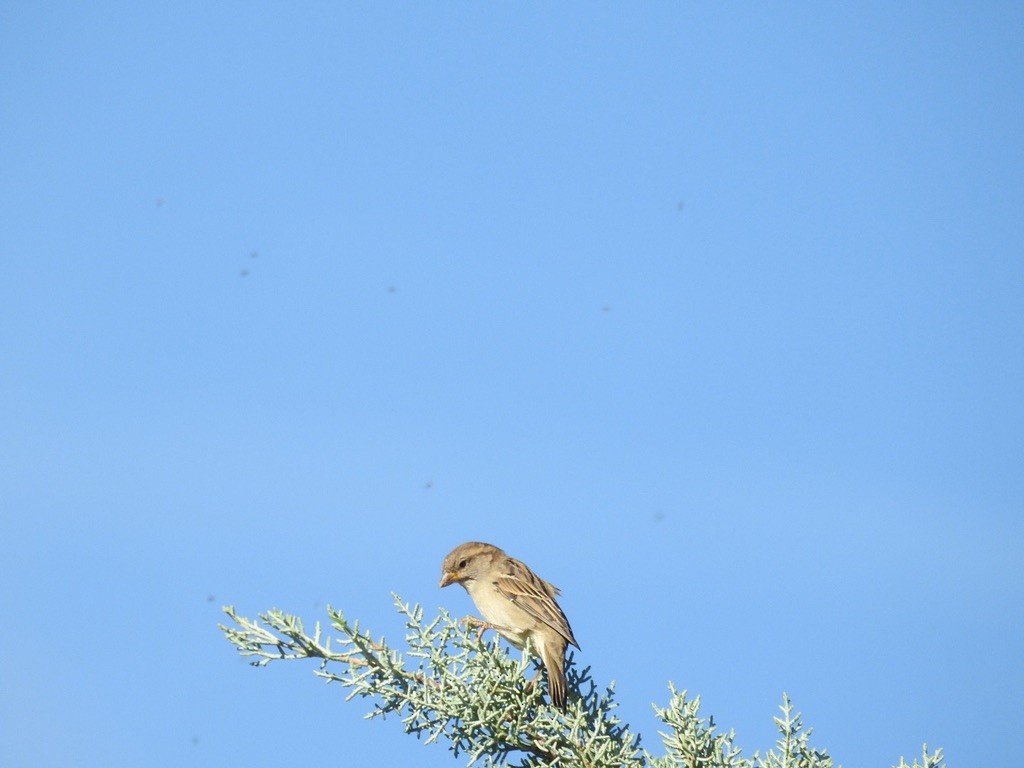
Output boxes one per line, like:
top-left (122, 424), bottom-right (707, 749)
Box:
top-left (439, 541), bottom-right (580, 709)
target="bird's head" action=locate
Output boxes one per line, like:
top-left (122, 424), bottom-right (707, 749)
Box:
top-left (439, 541), bottom-right (502, 588)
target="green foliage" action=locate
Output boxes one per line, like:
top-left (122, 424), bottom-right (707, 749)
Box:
top-left (219, 596), bottom-right (944, 768)
top-left (893, 745), bottom-right (945, 768)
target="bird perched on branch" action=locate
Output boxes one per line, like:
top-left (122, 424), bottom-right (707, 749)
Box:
top-left (439, 541), bottom-right (580, 709)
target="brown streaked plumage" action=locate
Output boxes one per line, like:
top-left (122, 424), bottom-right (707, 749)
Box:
top-left (439, 541), bottom-right (580, 709)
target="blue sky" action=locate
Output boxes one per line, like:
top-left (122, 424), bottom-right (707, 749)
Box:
top-left (1, 3), bottom-right (1021, 766)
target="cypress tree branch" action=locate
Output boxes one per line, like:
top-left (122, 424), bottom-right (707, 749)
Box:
top-left (218, 595), bottom-right (944, 768)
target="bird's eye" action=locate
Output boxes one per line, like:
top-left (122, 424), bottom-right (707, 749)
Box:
top-left (458, 559), bottom-right (467, 569)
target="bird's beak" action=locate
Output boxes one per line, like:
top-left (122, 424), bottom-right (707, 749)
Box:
top-left (439, 571), bottom-right (457, 588)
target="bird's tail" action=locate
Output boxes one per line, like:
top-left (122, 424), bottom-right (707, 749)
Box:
top-left (541, 640), bottom-right (569, 709)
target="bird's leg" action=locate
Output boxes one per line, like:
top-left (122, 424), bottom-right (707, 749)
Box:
top-left (520, 639), bottom-right (542, 694)
top-left (525, 666), bottom-right (542, 693)
top-left (461, 615), bottom-right (515, 642)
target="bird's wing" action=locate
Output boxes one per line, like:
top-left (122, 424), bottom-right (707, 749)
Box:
top-left (495, 557), bottom-right (580, 649)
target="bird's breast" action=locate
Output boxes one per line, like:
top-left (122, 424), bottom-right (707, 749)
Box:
top-left (465, 581), bottom-right (532, 649)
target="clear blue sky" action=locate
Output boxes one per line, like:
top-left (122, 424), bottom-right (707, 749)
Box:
top-left (2, 3), bottom-right (1021, 766)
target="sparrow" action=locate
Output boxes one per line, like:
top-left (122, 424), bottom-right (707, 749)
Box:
top-left (439, 541), bottom-right (580, 709)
